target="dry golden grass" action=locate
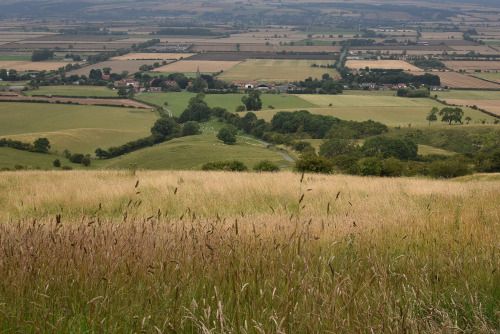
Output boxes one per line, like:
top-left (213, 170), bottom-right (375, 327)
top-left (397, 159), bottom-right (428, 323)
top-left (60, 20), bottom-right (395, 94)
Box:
top-left (154, 60), bottom-right (241, 73)
top-left (0, 61), bottom-right (79, 71)
top-left (0, 170), bottom-right (498, 332)
top-left (346, 60), bottom-right (423, 71)
top-left (111, 53), bottom-right (196, 60)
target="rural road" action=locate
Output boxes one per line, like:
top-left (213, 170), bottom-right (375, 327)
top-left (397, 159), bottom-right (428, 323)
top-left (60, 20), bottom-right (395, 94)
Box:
top-left (163, 108), bottom-right (173, 117)
top-left (239, 136), bottom-right (296, 162)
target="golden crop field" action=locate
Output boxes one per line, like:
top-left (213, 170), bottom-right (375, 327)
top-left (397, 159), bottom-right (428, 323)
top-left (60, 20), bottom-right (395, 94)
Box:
top-left (346, 59), bottom-right (423, 71)
top-left (154, 60), bottom-right (241, 73)
top-left (112, 53), bottom-right (196, 60)
top-left (0, 170), bottom-right (498, 332)
top-left (421, 71), bottom-right (500, 89)
top-left (218, 59), bottom-right (340, 82)
top-left (0, 60), bottom-right (78, 71)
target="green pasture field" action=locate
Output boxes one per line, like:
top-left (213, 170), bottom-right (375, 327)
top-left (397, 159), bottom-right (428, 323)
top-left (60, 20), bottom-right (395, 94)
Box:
top-left (100, 134), bottom-right (291, 170)
top-left (469, 73), bottom-right (500, 82)
top-left (0, 102), bottom-right (158, 154)
top-left (24, 86), bottom-right (118, 97)
top-left (484, 41), bottom-right (500, 46)
top-left (217, 59), bottom-right (340, 83)
top-left (297, 94), bottom-right (440, 108)
top-left (435, 90), bottom-right (500, 100)
top-left (137, 92), bottom-right (318, 116)
top-left (0, 56), bottom-right (32, 61)
top-left (0, 147), bottom-right (106, 170)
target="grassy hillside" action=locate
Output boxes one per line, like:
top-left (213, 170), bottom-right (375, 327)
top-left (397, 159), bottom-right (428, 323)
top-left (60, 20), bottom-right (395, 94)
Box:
top-left (0, 170), bottom-right (498, 332)
top-left (0, 102), bottom-right (158, 154)
top-left (137, 92), bottom-right (318, 116)
top-left (100, 134), bottom-right (292, 170)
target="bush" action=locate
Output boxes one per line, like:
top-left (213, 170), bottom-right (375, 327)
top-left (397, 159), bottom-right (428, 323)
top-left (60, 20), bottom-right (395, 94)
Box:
top-left (429, 156), bottom-right (473, 178)
top-left (81, 157), bottom-right (91, 166)
top-left (181, 121), bottom-right (201, 136)
top-left (69, 153), bottom-right (84, 164)
top-left (294, 154), bottom-right (334, 173)
top-left (253, 160), bottom-right (280, 172)
top-left (217, 125), bottom-right (238, 144)
top-left (235, 105), bottom-right (246, 112)
top-left (357, 157), bottom-right (382, 176)
top-left (52, 159), bottom-right (61, 167)
top-left (201, 160), bottom-right (248, 172)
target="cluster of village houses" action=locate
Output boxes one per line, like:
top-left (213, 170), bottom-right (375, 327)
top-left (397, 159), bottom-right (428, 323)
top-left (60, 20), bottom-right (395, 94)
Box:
top-left (108, 76), bottom-right (445, 93)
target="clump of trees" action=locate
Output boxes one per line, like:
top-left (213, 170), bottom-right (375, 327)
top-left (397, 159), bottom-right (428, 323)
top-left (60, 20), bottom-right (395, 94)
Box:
top-left (0, 137), bottom-right (51, 153)
top-left (31, 49), bottom-right (54, 62)
top-left (241, 89), bottom-right (262, 111)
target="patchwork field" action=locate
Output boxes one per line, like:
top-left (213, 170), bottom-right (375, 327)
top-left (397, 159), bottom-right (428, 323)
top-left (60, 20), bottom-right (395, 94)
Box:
top-left (0, 102), bottom-right (158, 154)
top-left (101, 134), bottom-right (291, 170)
top-left (346, 60), bottom-right (422, 71)
top-left (218, 59), bottom-right (340, 83)
top-left (111, 53), bottom-right (196, 60)
top-left (154, 60), bottom-right (241, 73)
top-left (0, 60), bottom-right (78, 71)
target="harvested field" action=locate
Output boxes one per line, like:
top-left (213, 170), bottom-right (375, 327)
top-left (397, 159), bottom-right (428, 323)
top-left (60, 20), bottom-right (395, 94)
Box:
top-left (67, 60), bottom-right (161, 76)
top-left (189, 52), bottom-right (335, 61)
top-left (0, 92), bottom-right (150, 109)
top-left (407, 71), bottom-right (500, 89)
top-left (445, 99), bottom-right (500, 117)
top-left (0, 61), bottom-right (79, 71)
top-left (351, 45), bottom-right (453, 51)
top-left (443, 61), bottom-right (500, 71)
top-left (239, 44), bottom-right (276, 52)
top-left (420, 32), bottom-right (464, 39)
top-left (154, 60), bottom-right (241, 73)
top-left (112, 53), bottom-right (195, 60)
top-left (275, 45), bottom-right (341, 53)
top-left (346, 60), bottom-right (422, 71)
top-left (218, 59), bottom-right (339, 83)
top-left (190, 44), bottom-right (238, 52)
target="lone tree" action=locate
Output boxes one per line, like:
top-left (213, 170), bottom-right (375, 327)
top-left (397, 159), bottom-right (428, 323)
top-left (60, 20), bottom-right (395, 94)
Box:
top-left (426, 107), bottom-right (438, 126)
top-left (439, 107), bottom-right (464, 125)
top-left (217, 124), bottom-right (238, 144)
top-left (241, 89), bottom-right (262, 111)
top-left (33, 138), bottom-right (51, 153)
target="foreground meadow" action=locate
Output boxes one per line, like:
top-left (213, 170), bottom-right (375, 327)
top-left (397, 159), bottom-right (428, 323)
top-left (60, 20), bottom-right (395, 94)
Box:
top-left (0, 170), bottom-right (499, 332)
